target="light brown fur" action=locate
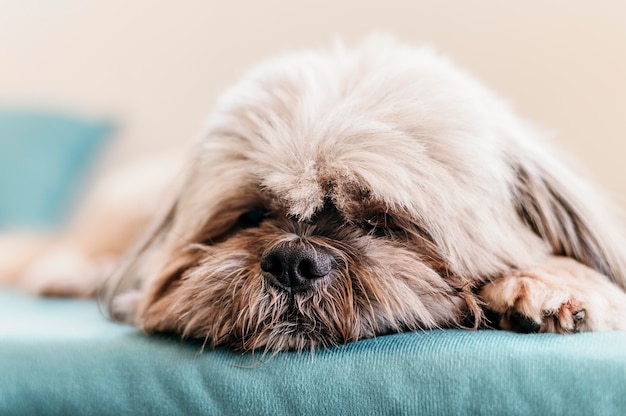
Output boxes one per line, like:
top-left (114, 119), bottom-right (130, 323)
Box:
top-left (6, 35), bottom-right (626, 351)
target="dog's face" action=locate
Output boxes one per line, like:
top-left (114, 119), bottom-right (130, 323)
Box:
top-left (104, 36), bottom-right (624, 351)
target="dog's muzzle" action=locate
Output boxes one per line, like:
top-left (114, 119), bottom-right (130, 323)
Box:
top-left (261, 240), bottom-right (333, 292)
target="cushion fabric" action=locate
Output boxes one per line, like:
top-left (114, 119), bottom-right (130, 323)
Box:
top-left (0, 290), bottom-right (624, 415)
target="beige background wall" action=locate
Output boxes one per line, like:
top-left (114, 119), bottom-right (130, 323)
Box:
top-left (2, 0), bottom-right (626, 200)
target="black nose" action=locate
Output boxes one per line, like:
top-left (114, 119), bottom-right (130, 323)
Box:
top-left (261, 241), bottom-right (333, 291)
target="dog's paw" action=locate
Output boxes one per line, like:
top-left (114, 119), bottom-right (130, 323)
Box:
top-left (480, 271), bottom-right (586, 333)
top-left (20, 247), bottom-right (114, 298)
top-left (479, 256), bottom-right (626, 333)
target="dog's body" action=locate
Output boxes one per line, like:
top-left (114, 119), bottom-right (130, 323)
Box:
top-left (7, 35), bottom-right (626, 351)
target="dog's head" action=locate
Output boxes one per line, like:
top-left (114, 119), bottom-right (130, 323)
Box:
top-left (103, 35), bottom-right (626, 351)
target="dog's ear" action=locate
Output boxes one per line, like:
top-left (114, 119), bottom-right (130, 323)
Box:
top-left (99, 164), bottom-right (250, 325)
top-left (514, 155), bottom-right (626, 289)
top-left (99, 197), bottom-right (182, 324)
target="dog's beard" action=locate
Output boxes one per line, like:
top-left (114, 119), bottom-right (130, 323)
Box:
top-left (139, 207), bottom-right (469, 352)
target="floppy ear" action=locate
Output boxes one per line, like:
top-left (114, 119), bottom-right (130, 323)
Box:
top-left (514, 155), bottom-right (626, 290)
top-left (99, 159), bottom-right (252, 325)
top-left (99, 197), bottom-right (181, 323)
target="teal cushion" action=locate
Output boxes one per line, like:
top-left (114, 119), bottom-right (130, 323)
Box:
top-left (0, 110), bottom-right (111, 230)
top-left (0, 290), bottom-right (624, 415)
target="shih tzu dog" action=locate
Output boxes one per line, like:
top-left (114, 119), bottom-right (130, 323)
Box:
top-left (10, 35), bottom-right (626, 352)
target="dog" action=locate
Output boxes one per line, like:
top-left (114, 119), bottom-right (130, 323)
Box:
top-left (9, 35), bottom-right (626, 352)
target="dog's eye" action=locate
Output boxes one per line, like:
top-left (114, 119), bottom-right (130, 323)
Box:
top-left (363, 212), bottom-right (401, 235)
top-left (362, 212), bottom-right (403, 237)
top-left (238, 208), bottom-right (266, 229)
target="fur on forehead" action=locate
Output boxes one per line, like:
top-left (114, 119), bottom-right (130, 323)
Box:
top-left (167, 34), bottom-right (543, 275)
top-left (213, 35), bottom-right (526, 213)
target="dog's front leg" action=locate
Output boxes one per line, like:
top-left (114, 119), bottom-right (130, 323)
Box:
top-left (479, 256), bottom-right (626, 333)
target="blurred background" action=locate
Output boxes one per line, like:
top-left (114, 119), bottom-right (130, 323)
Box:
top-left (1, 0), bottom-right (626, 229)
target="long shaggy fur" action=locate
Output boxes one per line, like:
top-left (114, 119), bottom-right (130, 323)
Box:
top-left (13, 35), bottom-right (626, 352)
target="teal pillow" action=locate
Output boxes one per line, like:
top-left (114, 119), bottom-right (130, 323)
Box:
top-left (0, 110), bottom-right (112, 230)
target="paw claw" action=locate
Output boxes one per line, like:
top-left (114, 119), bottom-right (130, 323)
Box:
top-left (573, 310), bottom-right (585, 322)
top-left (572, 309), bottom-right (586, 333)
